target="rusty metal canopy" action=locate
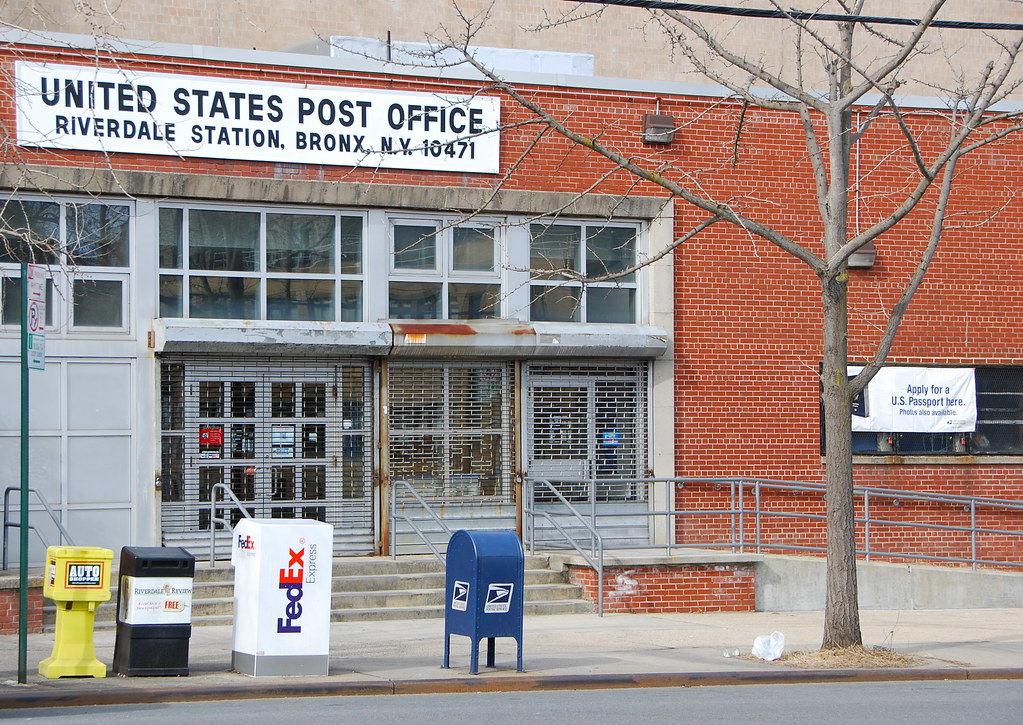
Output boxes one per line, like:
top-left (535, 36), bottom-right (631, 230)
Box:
top-left (153, 319), bottom-right (669, 358)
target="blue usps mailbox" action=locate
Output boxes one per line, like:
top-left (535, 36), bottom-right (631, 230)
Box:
top-left (443, 529), bottom-right (524, 674)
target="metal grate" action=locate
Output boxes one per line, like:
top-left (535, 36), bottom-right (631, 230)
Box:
top-left (159, 356), bottom-right (375, 554)
top-left (387, 361), bottom-right (514, 502)
top-left (974, 367), bottom-right (1023, 454)
top-left (525, 361), bottom-right (649, 502)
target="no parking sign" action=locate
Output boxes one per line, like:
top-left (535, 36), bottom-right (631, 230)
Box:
top-left (26, 264), bottom-right (45, 370)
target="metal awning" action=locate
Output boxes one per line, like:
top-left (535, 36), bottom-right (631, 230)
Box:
top-left (152, 318), bottom-right (669, 358)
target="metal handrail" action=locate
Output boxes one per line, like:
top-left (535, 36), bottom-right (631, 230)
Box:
top-left (523, 476), bottom-right (1023, 571)
top-left (2, 486), bottom-right (75, 569)
top-left (524, 477), bottom-right (605, 616)
top-left (208, 483), bottom-right (253, 567)
top-left (390, 480), bottom-right (452, 563)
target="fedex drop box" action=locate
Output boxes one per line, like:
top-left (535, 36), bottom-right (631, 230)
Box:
top-left (231, 518), bottom-right (333, 676)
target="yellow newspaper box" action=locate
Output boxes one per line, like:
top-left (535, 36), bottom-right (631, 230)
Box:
top-left (39, 546), bottom-right (114, 678)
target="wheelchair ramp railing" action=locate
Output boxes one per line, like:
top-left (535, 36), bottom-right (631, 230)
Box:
top-left (524, 477), bottom-right (606, 615)
top-left (3, 486), bottom-right (75, 569)
top-left (524, 476), bottom-right (1023, 571)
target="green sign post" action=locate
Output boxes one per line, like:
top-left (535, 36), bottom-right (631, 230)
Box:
top-left (18, 262), bottom-right (45, 684)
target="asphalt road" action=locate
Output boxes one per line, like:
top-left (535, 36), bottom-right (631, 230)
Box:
top-left (2, 680), bottom-right (1021, 724)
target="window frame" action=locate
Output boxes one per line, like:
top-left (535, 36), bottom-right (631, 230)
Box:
top-left (386, 216), bottom-right (504, 321)
top-left (157, 203), bottom-right (366, 323)
top-left (70, 272), bottom-right (129, 331)
top-left (0, 196), bottom-right (133, 335)
top-left (528, 220), bottom-right (641, 324)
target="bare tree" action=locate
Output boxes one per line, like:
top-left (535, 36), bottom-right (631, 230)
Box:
top-left (8, 0), bottom-right (1023, 651)
top-left (441, 0), bottom-right (1023, 648)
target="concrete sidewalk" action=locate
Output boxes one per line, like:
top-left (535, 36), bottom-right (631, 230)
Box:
top-left (2, 608), bottom-right (1022, 709)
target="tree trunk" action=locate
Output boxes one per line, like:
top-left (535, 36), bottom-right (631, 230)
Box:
top-left (820, 269), bottom-right (862, 649)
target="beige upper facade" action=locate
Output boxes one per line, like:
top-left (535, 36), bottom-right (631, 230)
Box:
top-left (4, 1), bottom-right (1023, 99)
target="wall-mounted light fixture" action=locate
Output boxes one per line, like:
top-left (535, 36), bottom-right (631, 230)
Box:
top-left (848, 240), bottom-right (877, 268)
top-left (642, 113), bottom-right (676, 144)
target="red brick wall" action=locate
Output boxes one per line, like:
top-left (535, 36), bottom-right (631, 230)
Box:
top-left (0, 587), bottom-right (43, 635)
top-left (676, 476), bottom-right (1022, 569)
top-left (567, 564), bottom-right (756, 614)
top-left (2, 44), bottom-right (1022, 564)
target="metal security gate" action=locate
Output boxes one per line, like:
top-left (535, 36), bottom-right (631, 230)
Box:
top-left (160, 356), bottom-right (376, 557)
top-left (386, 361), bottom-right (516, 554)
top-left (524, 361), bottom-right (651, 548)
top-left (525, 361), bottom-right (649, 498)
top-left (387, 361), bottom-right (515, 502)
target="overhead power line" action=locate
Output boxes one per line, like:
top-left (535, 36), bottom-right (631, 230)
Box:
top-left (568, 0), bottom-right (1023, 31)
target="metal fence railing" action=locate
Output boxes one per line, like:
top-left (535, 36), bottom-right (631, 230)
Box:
top-left (2, 486), bottom-right (75, 570)
top-left (208, 483), bottom-right (253, 567)
top-left (389, 479), bottom-right (452, 563)
top-left (524, 476), bottom-right (1023, 573)
top-left (523, 477), bottom-right (606, 615)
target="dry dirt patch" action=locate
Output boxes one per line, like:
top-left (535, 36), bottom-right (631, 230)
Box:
top-left (746, 646), bottom-right (925, 669)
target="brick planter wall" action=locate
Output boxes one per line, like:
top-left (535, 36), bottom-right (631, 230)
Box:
top-left (567, 563), bottom-right (756, 614)
top-left (0, 584), bottom-right (43, 635)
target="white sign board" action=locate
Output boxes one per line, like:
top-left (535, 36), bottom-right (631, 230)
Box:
top-left (26, 264), bottom-right (45, 302)
top-left (451, 580), bottom-right (469, 611)
top-left (118, 575), bottom-right (193, 625)
top-left (25, 264), bottom-right (45, 369)
top-left (27, 332), bottom-right (45, 370)
top-left (27, 300), bottom-right (44, 333)
top-left (484, 583), bottom-right (514, 614)
top-left (850, 367), bottom-right (976, 433)
top-left (231, 518), bottom-right (333, 676)
top-left (15, 62), bottom-right (501, 173)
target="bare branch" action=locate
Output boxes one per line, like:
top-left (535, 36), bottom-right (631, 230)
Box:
top-left (850, 148), bottom-right (961, 394)
top-left (456, 49), bottom-right (826, 272)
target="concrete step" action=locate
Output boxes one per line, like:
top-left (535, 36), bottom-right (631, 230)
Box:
top-left (194, 554), bottom-right (551, 577)
top-left (173, 568), bottom-right (567, 599)
top-left (329, 598), bottom-right (594, 622)
top-left (43, 553), bottom-right (592, 630)
top-left (330, 567), bottom-right (570, 592)
top-left (330, 582), bottom-right (585, 611)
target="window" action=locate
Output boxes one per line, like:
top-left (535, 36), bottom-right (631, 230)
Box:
top-left (529, 222), bottom-right (638, 323)
top-left (73, 277), bottom-right (124, 327)
top-left (0, 199), bottom-right (58, 264)
top-left (849, 367), bottom-right (1023, 456)
top-left (0, 198), bottom-right (130, 331)
top-left (1, 276), bottom-right (54, 327)
top-left (388, 219), bottom-right (501, 320)
top-left (159, 206), bottom-right (364, 321)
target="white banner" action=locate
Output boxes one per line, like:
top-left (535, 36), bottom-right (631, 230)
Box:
top-left (850, 366), bottom-right (976, 433)
top-left (118, 575), bottom-right (193, 625)
top-left (15, 62), bottom-right (501, 173)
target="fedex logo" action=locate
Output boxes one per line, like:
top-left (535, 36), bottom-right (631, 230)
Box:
top-left (276, 547), bottom-right (305, 634)
top-left (237, 535), bottom-right (256, 551)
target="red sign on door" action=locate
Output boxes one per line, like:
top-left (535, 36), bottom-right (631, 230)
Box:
top-left (199, 427), bottom-right (223, 446)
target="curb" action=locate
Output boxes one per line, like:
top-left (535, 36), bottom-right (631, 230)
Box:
top-left (3, 667), bottom-right (1023, 710)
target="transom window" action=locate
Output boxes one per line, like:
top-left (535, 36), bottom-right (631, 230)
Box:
top-left (388, 219), bottom-right (501, 320)
top-left (159, 207), bottom-right (364, 322)
top-left (529, 222), bottom-right (638, 323)
top-left (0, 198), bottom-right (130, 330)
top-left (1, 199), bottom-right (650, 329)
